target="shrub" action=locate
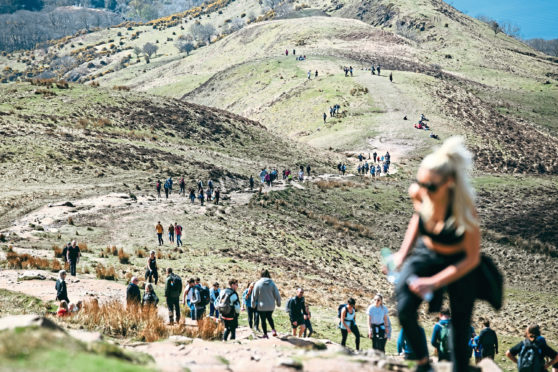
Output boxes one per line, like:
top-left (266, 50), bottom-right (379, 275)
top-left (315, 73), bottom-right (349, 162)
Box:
top-left (118, 248), bottom-right (130, 264)
top-left (52, 245), bottom-right (63, 258)
top-left (136, 248), bottom-right (146, 258)
top-left (96, 263), bottom-right (117, 280)
top-left (68, 216), bottom-right (74, 225)
top-left (78, 242), bottom-right (88, 252)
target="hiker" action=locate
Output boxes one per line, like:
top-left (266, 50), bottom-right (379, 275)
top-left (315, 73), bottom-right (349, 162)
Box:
top-left (398, 313), bottom-right (427, 360)
top-left (341, 164), bottom-right (346, 175)
top-left (156, 180), bottom-right (161, 198)
top-left (367, 293), bottom-right (390, 352)
top-left (506, 324), bottom-right (558, 372)
top-left (377, 64), bottom-right (381, 75)
top-left (67, 240), bottom-right (80, 276)
top-left (55, 270), bottom-right (69, 303)
top-left (249, 175), bottom-right (254, 190)
top-left (219, 279), bottom-right (241, 341)
top-left (358, 153), bottom-right (363, 162)
top-left (303, 304), bottom-right (313, 338)
top-left (206, 186), bottom-right (213, 201)
top-left (293, 49), bottom-right (295, 55)
top-left (174, 222), bottom-right (183, 247)
top-left (142, 283), bottom-right (159, 308)
top-left (214, 188), bottom-right (220, 205)
top-left (179, 177), bottom-right (186, 195)
top-left (323, 112), bottom-right (327, 123)
top-left (145, 250), bottom-right (158, 285)
top-left (340, 298), bottom-right (360, 350)
top-left (371, 65), bottom-right (376, 75)
top-left (373, 152), bottom-right (377, 163)
top-left (285, 49), bottom-right (288, 56)
top-left (431, 309), bottom-right (452, 361)
top-left (330, 106), bottom-right (334, 117)
top-left (390, 136), bottom-right (502, 372)
top-left (183, 278), bottom-right (196, 314)
top-left (469, 334), bottom-right (482, 364)
top-left (168, 223), bottom-right (174, 243)
top-left (251, 269), bottom-right (281, 338)
top-left (370, 164), bottom-right (376, 177)
top-left (337, 163), bottom-right (342, 174)
top-left (57, 300), bottom-right (69, 317)
top-left (208, 179), bottom-right (214, 193)
top-left (430, 133), bottom-right (440, 140)
top-left (210, 282), bottom-right (220, 318)
top-left (199, 189), bottom-right (205, 206)
top-left (390, 72), bottom-right (393, 82)
top-left (155, 221), bottom-right (164, 245)
top-left (61, 242), bottom-right (70, 264)
top-left (165, 268), bottom-right (182, 324)
top-left (376, 164), bottom-right (381, 176)
top-left (307, 70), bottom-right (311, 80)
top-left (535, 332), bottom-right (558, 372)
top-left (315, 70), bottom-right (318, 78)
top-left (167, 177), bottom-right (173, 194)
top-left (478, 319), bottom-right (498, 360)
top-left (286, 288), bottom-right (308, 337)
top-left (298, 169), bottom-right (304, 181)
top-left (306, 165), bottom-right (311, 177)
top-left (164, 180), bottom-right (169, 198)
top-left (191, 278), bottom-right (209, 324)
top-left (126, 276), bottom-right (141, 308)
top-left (197, 179), bottom-right (203, 192)
top-left (357, 164), bottom-right (362, 175)
top-left (189, 188), bottom-right (196, 203)
top-left (242, 282), bottom-right (260, 331)
top-left (350, 66), bottom-right (353, 76)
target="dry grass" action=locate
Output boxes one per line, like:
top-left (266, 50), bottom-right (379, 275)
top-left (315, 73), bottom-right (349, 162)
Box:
top-left (105, 245), bottom-right (118, 256)
top-left (52, 245), bottom-right (63, 258)
top-left (315, 179), bottom-right (360, 190)
top-left (112, 85), bottom-right (130, 91)
top-left (69, 300), bottom-right (223, 342)
top-left (78, 242), bottom-right (89, 252)
top-left (118, 248), bottom-right (130, 264)
top-left (95, 263), bottom-right (118, 280)
top-left (136, 248), bottom-right (146, 258)
top-left (5, 247), bottom-right (62, 272)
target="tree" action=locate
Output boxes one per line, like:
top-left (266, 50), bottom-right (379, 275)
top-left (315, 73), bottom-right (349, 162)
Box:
top-left (175, 39), bottom-right (194, 55)
top-left (142, 42), bottom-right (158, 58)
top-left (133, 45), bottom-right (142, 57)
top-left (229, 17), bottom-right (245, 32)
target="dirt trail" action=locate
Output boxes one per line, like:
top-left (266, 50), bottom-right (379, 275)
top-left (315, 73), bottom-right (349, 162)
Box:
top-left (354, 73), bottom-right (427, 162)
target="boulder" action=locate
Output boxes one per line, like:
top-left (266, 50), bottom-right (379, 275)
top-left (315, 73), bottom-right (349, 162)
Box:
top-left (0, 315), bottom-right (64, 332)
top-left (18, 271), bottom-right (47, 281)
top-left (478, 358), bottom-right (502, 372)
top-left (168, 335), bottom-right (194, 345)
top-left (280, 335), bottom-right (326, 350)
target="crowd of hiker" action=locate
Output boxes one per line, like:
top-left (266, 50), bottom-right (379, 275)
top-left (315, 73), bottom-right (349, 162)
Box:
top-left (409, 113), bottom-right (440, 140)
top-left (156, 177), bottom-right (221, 205)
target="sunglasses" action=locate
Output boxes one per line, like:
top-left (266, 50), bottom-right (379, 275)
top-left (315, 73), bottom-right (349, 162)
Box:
top-left (415, 179), bottom-right (446, 193)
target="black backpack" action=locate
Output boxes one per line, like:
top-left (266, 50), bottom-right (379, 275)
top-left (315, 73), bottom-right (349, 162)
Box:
top-left (197, 285), bottom-right (210, 306)
top-left (337, 304), bottom-right (347, 318)
top-left (168, 274), bottom-right (182, 297)
top-left (285, 297), bottom-right (295, 313)
top-left (518, 340), bottom-right (544, 372)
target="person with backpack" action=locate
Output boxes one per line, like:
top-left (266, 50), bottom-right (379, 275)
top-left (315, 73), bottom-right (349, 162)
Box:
top-left (367, 294), bottom-right (390, 352)
top-left (156, 180), bottom-right (161, 198)
top-left (191, 279), bottom-right (210, 324)
top-left (199, 189), bottom-right (205, 206)
top-left (126, 276), bottom-right (141, 309)
top-left (286, 288), bottom-right (308, 337)
top-left (67, 240), bottom-right (80, 276)
top-left (145, 250), bottom-right (158, 285)
top-left (167, 177), bottom-right (173, 194)
top-left (469, 334), bottom-right (482, 364)
top-left (251, 269), bottom-right (281, 338)
top-left (155, 221), bottom-right (164, 246)
top-left (249, 175), bottom-right (254, 190)
top-left (168, 223), bottom-right (174, 244)
top-left (165, 268), bottom-right (182, 325)
top-left (431, 309), bottom-right (452, 361)
top-left (209, 282), bottom-right (220, 319)
top-left (219, 279), bottom-right (241, 341)
top-left (55, 270), bottom-right (69, 303)
top-left (506, 324), bottom-right (558, 372)
top-left (339, 298), bottom-right (360, 350)
top-left (174, 222), bottom-right (183, 247)
top-left (306, 165), bottom-right (311, 177)
top-left (478, 319), bottom-right (498, 360)
top-left (189, 188), bottom-right (196, 203)
top-left (164, 180), bottom-right (169, 199)
top-left (242, 282), bottom-right (259, 331)
top-left (142, 283), bottom-right (159, 309)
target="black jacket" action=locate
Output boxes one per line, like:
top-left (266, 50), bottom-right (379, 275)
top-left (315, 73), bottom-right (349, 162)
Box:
top-left (126, 283), bottom-right (141, 305)
top-left (478, 327), bottom-right (498, 355)
top-left (142, 291), bottom-right (159, 307)
top-left (287, 296), bottom-right (307, 322)
top-left (55, 279), bottom-right (69, 302)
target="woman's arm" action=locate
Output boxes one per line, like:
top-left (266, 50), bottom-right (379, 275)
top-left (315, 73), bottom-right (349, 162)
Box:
top-left (409, 225), bottom-right (481, 295)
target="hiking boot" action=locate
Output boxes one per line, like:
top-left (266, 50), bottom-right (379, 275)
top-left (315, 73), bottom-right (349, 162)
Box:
top-left (272, 330), bottom-right (278, 337)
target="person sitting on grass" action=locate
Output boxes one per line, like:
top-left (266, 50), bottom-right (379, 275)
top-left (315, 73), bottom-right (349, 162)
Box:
top-left (57, 300), bottom-right (69, 317)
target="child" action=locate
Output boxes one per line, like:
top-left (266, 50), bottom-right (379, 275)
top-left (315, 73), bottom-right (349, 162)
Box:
top-left (303, 304), bottom-right (313, 338)
top-left (57, 300), bottom-right (69, 317)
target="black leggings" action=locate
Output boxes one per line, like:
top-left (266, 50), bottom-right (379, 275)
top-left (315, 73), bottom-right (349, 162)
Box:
top-left (247, 307), bottom-right (259, 329)
top-left (258, 311), bottom-right (275, 335)
top-left (340, 323), bottom-right (360, 350)
top-left (223, 317), bottom-right (238, 341)
top-left (396, 239), bottom-right (477, 372)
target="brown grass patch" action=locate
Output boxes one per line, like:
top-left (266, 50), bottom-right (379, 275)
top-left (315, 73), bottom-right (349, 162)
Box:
top-left (5, 247), bottom-right (63, 272)
top-left (52, 245), bottom-right (63, 258)
top-left (95, 263), bottom-right (118, 280)
top-left (118, 248), bottom-right (130, 264)
top-left (315, 179), bottom-right (360, 190)
top-left (112, 85), bottom-right (130, 91)
top-left (136, 248), bottom-right (146, 258)
top-left (78, 242), bottom-right (88, 252)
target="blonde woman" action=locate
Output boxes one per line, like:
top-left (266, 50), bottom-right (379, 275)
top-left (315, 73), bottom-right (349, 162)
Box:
top-left (390, 137), bottom-right (501, 372)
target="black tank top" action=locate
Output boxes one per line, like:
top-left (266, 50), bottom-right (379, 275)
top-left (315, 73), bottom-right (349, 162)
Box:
top-left (417, 207), bottom-right (465, 245)
top-left (148, 257), bottom-right (157, 270)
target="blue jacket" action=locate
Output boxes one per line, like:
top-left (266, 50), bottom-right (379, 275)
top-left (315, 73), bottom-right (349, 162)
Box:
top-left (398, 327), bottom-right (426, 355)
top-left (210, 288), bottom-right (220, 306)
top-left (431, 319), bottom-right (451, 349)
